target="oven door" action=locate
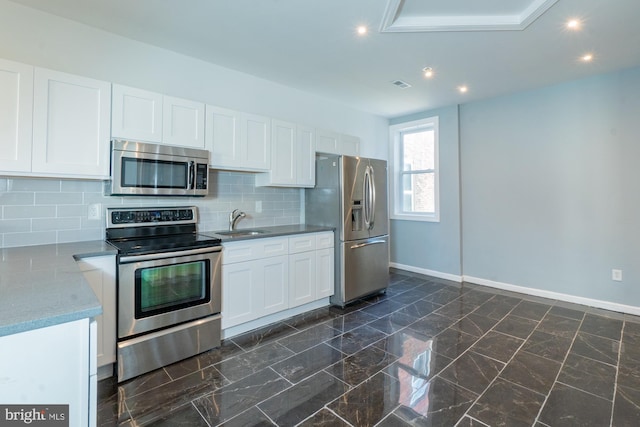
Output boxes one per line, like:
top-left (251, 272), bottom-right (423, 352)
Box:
top-left (117, 246), bottom-right (221, 339)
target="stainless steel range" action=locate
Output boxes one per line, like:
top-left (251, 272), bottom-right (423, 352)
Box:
top-left (105, 206), bottom-right (222, 382)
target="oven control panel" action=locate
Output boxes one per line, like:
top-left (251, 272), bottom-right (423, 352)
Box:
top-left (107, 207), bottom-right (196, 227)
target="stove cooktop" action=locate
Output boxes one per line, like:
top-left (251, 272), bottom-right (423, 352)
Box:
top-left (105, 206), bottom-right (221, 256)
top-left (107, 233), bottom-right (222, 256)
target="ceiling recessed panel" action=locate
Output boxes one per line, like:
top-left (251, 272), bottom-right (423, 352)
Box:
top-left (381, 0), bottom-right (560, 32)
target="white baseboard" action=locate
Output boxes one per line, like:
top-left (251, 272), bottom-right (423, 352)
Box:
top-left (389, 263), bottom-right (640, 316)
top-left (463, 275), bottom-right (640, 316)
top-left (389, 262), bottom-right (462, 283)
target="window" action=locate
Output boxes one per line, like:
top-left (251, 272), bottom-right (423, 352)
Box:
top-left (390, 117), bottom-right (439, 222)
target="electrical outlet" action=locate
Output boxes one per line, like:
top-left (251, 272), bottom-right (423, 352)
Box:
top-left (255, 200), bottom-right (262, 213)
top-left (612, 269), bottom-right (623, 282)
top-left (88, 203), bottom-right (102, 220)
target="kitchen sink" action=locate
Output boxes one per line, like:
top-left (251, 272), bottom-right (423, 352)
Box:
top-left (215, 229), bottom-right (269, 238)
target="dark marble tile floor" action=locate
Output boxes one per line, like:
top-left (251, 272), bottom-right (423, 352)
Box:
top-left (98, 270), bottom-right (640, 426)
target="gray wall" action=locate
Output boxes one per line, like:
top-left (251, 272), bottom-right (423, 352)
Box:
top-left (460, 67), bottom-right (640, 306)
top-left (389, 105), bottom-right (462, 278)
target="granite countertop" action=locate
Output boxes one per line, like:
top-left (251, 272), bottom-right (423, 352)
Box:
top-left (0, 240), bottom-right (117, 337)
top-left (202, 224), bottom-right (334, 242)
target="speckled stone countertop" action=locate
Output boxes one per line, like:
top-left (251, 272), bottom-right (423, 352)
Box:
top-left (202, 224), bottom-right (334, 242)
top-left (0, 240), bottom-right (117, 337)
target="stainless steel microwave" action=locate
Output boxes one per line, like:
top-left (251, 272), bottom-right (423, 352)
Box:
top-left (106, 140), bottom-right (210, 197)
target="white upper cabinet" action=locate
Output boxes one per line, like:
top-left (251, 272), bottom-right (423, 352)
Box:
top-left (0, 59), bottom-right (33, 173)
top-left (255, 121), bottom-right (315, 188)
top-left (32, 68), bottom-right (111, 178)
top-left (206, 105), bottom-right (271, 171)
top-left (297, 125), bottom-right (316, 186)
top-left (206, 105), bottom-right (242, 168)
top-left (242, 112), bottom-right (271, 170)
top-left (315, 129), bottom-right (360, 156)
top-left (338, 134), bottom-right (360, 157)
top-left (162, 95), bottom-right (205, 148)
top-left (111, 84), bottom-right (163, 142)
top-left (112, 86), bottom-right (204, 148)
top-left (315, 129), bottom-right (339, 154)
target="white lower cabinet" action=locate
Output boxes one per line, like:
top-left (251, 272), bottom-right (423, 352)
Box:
top-left (289, 251), bottom-right (316, 308)
top-left (76, 255), bottom-right (116, 371)
top-left (0, 318), bottom-right (97, 427)
top-left (221, 231), bottom-right (334, 330)
top-left (316, 247), bottom-right (335, 299)
top-left (222, 254), bottom-right (288, 328)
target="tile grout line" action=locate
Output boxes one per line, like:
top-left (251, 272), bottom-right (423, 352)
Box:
top-left (457, 302), bottom-right (552, 424)
top-left (609, 320), bottom-right (625, 426)
top-left (531, 311), bottom-right (586, 426)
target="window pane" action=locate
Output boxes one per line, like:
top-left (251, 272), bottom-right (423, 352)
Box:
top-left (401, 172), bottom-right (434, 213)
top-left (402, 129), bottom-right (434, 171)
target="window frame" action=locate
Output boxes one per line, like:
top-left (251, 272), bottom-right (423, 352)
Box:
top-left (389, 116), bottom-right (440, 222)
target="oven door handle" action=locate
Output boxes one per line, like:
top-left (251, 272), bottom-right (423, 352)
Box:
top-left (119, 246), bottom-right (222, 263)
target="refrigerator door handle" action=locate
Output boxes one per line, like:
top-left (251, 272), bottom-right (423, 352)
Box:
top-left (369, 165), bottom-right (376, 229)
top-left (350, 239), bottom-right (387, 249)
top-left (363, 165), bottom-right (375, 230)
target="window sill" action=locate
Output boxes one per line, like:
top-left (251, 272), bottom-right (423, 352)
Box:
top-left (390, 213), bottom-right (440, 223)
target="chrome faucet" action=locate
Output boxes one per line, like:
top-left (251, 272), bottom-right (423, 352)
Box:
top-left (229, 209), bottom-right (246, 231)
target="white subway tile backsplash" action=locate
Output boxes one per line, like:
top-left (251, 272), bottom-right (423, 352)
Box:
top-left (0, 170), bottom-right (302, 248)
top-left (36, 192), bottom-right (84, 205)
top-left (32, 217), bottom-right (81, 232)
top-left (4, 205), bottom-right (57, 219)
top-left (7, 178), bottom-right (60, 192)
top-left (3, 231), bottom-right (57, 247)
top-left (0, 219), bottom-right (31, 233)
top-left (0, 192), bottom-right (35, 205)
top-left (57, 228), bottom-right (104, 244)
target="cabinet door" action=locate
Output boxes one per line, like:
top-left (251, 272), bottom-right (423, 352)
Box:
top-left (269, 119), bottom-right (296, 185)
top-left (316, 247), bottom-right (335, 299)
top-left (111, 84), bottom-right (162, 142)
top-left (297, 125), bottom-right (316, 187)
top-left (163, 95), bottom-right (205, 148)
top-left (289, 251), bottom-right (316, 308)
top-left (206, 105), bottom-right (242, 168)
top-left (32, 68), bottom-right (111, 177)
top-left (242, 112), bottom-right (270, 170)
top-left (222, 261), bottom-right (257, 328)
top-left (259, 255), bottom-right (289, 316)
top-left (76, 256), bottom-right (116, 368)
top-left (0, 59), bottom-right (33, 173)
top-left (315, 129), bottom-right (339, 154)
top-left (339, 134), bottom-right (360, 156)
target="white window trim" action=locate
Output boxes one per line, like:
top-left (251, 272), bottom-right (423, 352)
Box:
top-left (389, 116), bottom-right (440, 222)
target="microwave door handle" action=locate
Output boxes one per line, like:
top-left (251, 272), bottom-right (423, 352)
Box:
top-left (187, 161), bottom-right (195, 190)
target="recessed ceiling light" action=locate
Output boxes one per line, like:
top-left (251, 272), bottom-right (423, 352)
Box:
top-left (566, 19), bottom-right (581, 30)
top-left (422, 67), bottom-right (434, 78)
top-left (458, 85), bottom-right (468, 93)
top-left (581, 53), bottom-right (594, 62)
top-left (356, 25), bottom-right (368, 35)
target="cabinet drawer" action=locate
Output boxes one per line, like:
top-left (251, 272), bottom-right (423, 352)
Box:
top-left (288, 235), bottom-right (316, 254)
top-left (222, 237), bottom-right (288, 264)
top-left (316, 232), bottom-right (334, 249)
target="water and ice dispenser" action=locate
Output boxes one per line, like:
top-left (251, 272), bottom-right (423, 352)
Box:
top-left (351, 200), bottom-right (362, 231)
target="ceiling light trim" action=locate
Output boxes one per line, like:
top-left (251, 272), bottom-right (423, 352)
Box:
top-left (380, 0), bottom-right (559, 33)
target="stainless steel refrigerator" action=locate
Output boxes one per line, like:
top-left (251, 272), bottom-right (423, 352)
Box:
top-left (305, 154), bottom-right (389, 307)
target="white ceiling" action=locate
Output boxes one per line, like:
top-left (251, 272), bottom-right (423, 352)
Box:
top-left (8, 0), bottom-right (640, 118)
